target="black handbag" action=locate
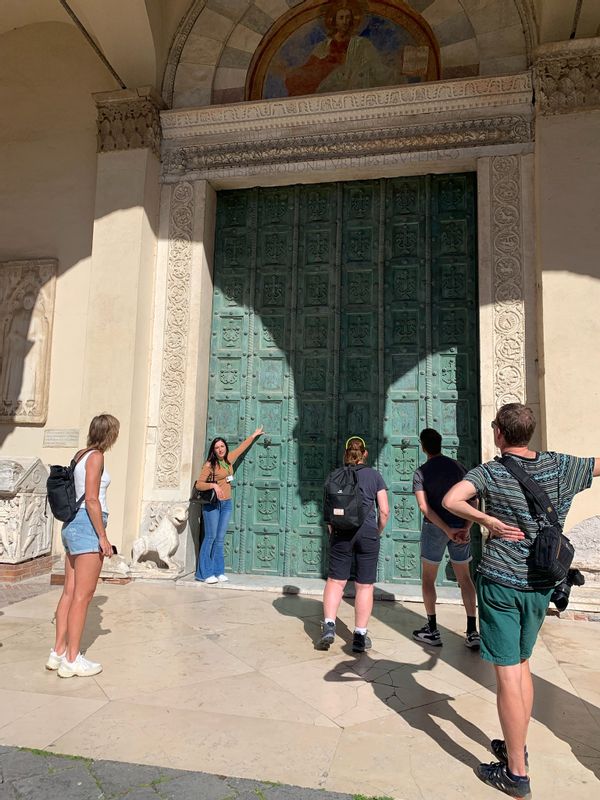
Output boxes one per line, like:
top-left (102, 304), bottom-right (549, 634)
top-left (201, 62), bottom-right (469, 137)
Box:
top-left (499, 455), bottom-right (574, 583)
top-left (191, 469), bottom-right (217, 505)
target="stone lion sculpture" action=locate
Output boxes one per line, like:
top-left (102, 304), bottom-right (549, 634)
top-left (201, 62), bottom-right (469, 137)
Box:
top-left (132, 503), bottom-right (188, 571)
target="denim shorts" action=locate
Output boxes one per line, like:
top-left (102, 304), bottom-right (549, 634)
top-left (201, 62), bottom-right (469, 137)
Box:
top-left (61, 508), bottom-right (108, 555)
top-left (420, 520), bottom-right (471, 565)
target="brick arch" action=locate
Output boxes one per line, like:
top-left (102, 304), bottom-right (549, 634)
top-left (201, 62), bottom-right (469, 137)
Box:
top-left (166, 0), bottom-right (532, 109)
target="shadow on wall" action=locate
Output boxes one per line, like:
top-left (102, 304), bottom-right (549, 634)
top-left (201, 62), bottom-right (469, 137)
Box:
top-left (272, 593), bottom-right (600, 781)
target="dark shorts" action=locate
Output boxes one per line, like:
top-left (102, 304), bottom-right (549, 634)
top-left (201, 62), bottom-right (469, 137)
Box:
top-left (477, 575), bottom-right (553, 666)
top-left (327, 526), bottom-right (380, 584)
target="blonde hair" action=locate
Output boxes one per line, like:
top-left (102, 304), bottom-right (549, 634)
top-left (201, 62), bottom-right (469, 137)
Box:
top-left (87, 413), bottom-right (120, 452)
top-left (344, 436), bottom-right (367, 465)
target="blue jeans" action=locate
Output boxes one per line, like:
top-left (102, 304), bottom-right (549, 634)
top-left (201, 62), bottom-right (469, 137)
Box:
top-left (195, 499), bottom-right (232, 580)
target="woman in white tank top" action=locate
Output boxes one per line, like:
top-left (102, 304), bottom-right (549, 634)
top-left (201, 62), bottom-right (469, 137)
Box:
top-left (47, 413), bottom-right (120, 679)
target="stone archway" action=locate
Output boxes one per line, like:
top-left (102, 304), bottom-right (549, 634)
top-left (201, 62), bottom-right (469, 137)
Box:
top-left (162, 0), bottom-right (536, 109)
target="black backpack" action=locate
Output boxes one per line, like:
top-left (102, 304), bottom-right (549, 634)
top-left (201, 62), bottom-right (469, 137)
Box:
top-left (46, 448), bottom-right (94, 522)
top-left (323, 465), bottom-right (366, 533)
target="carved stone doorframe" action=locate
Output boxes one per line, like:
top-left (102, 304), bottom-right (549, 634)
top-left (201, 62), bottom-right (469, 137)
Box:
top-left (142, 75), bottom-right (536, 573)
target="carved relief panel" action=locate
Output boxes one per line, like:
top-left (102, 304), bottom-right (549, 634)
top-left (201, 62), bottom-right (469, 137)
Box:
top-left (0, 260), bottom-right (56, 424)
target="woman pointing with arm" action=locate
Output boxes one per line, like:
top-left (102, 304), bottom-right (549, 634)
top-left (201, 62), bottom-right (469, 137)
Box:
top-left (194, 427), bottom-right (263, 583)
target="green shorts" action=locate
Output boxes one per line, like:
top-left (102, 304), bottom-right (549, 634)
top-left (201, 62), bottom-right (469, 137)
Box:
top-left (477, 576), bottom-right (553, 666)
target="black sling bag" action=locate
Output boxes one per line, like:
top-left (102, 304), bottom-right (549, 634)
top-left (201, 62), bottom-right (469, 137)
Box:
top-left (498, 455), bottom-right (574, 584)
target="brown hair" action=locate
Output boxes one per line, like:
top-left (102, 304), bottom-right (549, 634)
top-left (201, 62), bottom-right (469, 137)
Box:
top-left (494, 403), bottom-right (536, 446)
top-left (324, 0), bottom-right (365, 36)
top-left (344, 436), bottom-right (367, 465)
top-left (87, 413), bottom-right (120, 452)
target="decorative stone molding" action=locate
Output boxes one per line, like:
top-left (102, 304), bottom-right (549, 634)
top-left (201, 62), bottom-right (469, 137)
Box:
top-left (94, 86), bottom-right (166, 156)
top-left (0, 459), bottom-right (52, 564)
top-left (161, 0), bottom-right (208, 107)
top-left (155, 183), bottom-right (195, 488)
top-left (164, 73), bottom-right (532, 138)
top-left (534, 38), bottom-right (600, 115)
top-left (490, 155), bottom-right (526, 407)
top-left (0, 259), bottom-right (56, 424)
top-left (513, 0), bottom-right (538, 64)
top-left (163, 116), bottom-right (531, 179)
top-left (161, 73), bottom-right (533, 180)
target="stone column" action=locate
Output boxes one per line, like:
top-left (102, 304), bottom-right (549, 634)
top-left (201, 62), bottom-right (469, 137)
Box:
top-left (533, 39), bottom-right (600, 533)
top-left (77, 87), bottom-right (164, 560)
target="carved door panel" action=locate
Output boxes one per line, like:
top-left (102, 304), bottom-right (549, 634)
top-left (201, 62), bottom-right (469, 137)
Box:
top-left (208, 176), bottom-right (479, 580)
top-left (380, 177), bottom-right (428, 583)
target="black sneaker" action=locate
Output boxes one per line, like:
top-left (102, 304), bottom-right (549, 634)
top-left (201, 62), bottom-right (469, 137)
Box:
top-left (475, 761), bottom-right (531, 798)
top-left (352, 631), bottom-right (372, 653)
top-left (412, 624), bottom-right (442, 646)
top-left (316, 621), bottom-right (336, 650)
top-left (465, 630), bottom-right (481, 649)
top-left (491, 739), bottom-right (529, 769)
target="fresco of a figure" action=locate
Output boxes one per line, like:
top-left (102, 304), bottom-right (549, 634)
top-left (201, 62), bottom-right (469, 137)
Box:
top-left (263, 0), bottom-right (432, 99)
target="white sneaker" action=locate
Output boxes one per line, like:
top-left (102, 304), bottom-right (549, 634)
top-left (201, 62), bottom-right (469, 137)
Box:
top-left (204, 576), bottom-right (219, 584)
top-left (58, 653), bottom-right (102, 678)
top-left (217, 574), bottom-right (229, 582)
top-left (45, 648), bottom-right (66, 671)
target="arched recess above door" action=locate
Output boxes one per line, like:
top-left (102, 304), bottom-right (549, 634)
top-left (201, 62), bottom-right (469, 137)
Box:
top-left (165, 0), bottom-right (532, 109)
top-left (245, 0), bottom-right (441, 101)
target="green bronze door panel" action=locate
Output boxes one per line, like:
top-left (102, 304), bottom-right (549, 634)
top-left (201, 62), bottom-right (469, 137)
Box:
top-left (380, 177), bottom-right (428, 583)
top-left (208, 176), bottom-right (479, 580)
top-left (290, 183), bottom-right (339, 577)
top-left (430, 173), bottom-right (481, 578)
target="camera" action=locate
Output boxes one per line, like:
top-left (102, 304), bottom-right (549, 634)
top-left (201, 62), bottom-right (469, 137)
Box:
top-left (551, 568), bottom-right (585, 612)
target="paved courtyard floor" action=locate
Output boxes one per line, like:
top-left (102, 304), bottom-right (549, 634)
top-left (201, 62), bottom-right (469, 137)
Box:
top-left (0, 579), bottom-right (599, 799)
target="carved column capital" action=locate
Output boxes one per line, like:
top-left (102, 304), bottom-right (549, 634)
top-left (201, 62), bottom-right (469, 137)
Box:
top-left (534, 38), bottom-right (600, 115)
top-left (93, 86), bottom-right (166, 156)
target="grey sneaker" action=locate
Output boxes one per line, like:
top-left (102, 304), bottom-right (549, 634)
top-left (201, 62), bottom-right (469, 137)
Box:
top-left (352, 631), bottom-right (372, 653)
top-left (465, 630), bottom-right (481, 649)
top-left (412, 624), bottom-right (442, 646)
top-left (316, 621), bottom-right (336, 650)
top-left (491, 739), bottom-right (529, 769)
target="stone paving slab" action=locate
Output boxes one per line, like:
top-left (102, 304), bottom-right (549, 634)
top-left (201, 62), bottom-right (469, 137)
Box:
top-left (0, 576), bottom-right (52, 609)
top-left (0, 748), bottom-right (362, 800)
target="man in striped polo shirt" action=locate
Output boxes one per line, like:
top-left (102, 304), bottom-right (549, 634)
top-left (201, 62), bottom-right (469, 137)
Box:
top-left (443, 403), bottom-right (599, 799)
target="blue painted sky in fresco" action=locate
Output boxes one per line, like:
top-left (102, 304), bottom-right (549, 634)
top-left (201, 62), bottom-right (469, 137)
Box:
top-left (265, 14), bottom-right (419, 98)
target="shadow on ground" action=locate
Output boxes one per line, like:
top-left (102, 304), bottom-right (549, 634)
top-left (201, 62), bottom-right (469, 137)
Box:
top-left (273, 593), bottom-right (600, 779)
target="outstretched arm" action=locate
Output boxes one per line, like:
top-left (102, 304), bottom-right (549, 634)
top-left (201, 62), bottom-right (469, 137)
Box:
top-left (594, 458), bottom-right (600, 477)
top-left (443, 480), bottom-right (524, 541)
top-left (229, 426), bottom-right (264, 463)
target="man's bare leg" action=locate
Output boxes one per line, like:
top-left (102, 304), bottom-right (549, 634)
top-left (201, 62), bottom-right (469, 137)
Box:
top-left (495, 661), bottom-right (530, 776)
